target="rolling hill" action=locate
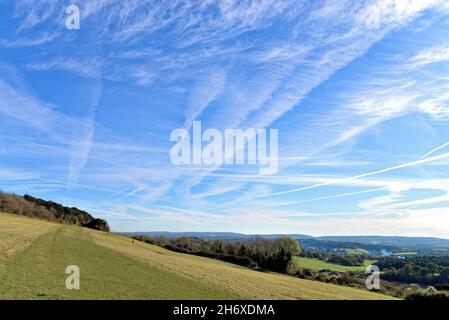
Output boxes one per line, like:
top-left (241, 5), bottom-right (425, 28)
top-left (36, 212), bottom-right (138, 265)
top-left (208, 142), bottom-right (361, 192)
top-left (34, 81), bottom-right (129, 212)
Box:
top-left (126, 231), bottom-right (313, 240)
top-left (318, 236), bottom-right (449, 247)
top-left (129, 231), bottom-right (449, 247)
top-left (0, 212), bottom-right (395, 300)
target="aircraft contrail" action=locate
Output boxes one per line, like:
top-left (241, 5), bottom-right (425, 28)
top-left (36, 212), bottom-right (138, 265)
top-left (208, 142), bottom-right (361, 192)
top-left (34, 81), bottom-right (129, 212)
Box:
top-left (420, 140), bottom-right (449, 159)
top-left (269, 151), bottom-right (449, 197)
top-left (272, 187), bottom-right (387, 206)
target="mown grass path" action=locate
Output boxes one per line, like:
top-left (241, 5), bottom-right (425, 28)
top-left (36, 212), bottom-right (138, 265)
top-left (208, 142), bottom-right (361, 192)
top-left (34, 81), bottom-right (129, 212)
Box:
top-left (0, 213), bottom-right (58, 262)
top-left (0, 225), bottom-right (239, 299)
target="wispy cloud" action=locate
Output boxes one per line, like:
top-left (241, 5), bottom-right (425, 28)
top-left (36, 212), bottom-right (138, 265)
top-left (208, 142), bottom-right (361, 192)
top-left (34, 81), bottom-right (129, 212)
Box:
top-left (2, 1), bottom-right (449, 235)
top-left (270, 151), bottom-right (449, 196)
top-left (184, 68), bottom-right (227, 128)
top-left (26, 57), bottom-right (104, 77)
top-left (0, 32), bottom-right (59, 48)
top-left (411, 45), bottom-right (449, 66)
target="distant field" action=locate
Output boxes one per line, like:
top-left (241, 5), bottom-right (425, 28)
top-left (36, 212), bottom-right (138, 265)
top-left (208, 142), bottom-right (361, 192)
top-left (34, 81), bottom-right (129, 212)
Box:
top-left (294, 257), bottom-right (376, 272)
top-left (344, 248), bottom-right (369, 255)
top-left (393, 252), bottom-right (417, 256)
top-left (0, 213), bottom-right (394, 300)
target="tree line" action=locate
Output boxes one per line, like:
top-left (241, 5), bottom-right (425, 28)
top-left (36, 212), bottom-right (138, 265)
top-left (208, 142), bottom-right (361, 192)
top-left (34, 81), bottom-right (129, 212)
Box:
top-left (131, 235), bottom-right (301, 273)
top-left (0, 191), bottom-right (110, 232)
top-left (376, 256), bottom-right (449, 286)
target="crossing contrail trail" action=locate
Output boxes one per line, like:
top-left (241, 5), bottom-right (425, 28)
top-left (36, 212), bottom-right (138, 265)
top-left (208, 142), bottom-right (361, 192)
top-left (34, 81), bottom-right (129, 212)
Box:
top-left (269, 151), bottom-right (449, 197)
top-left (272, 187), bottom-right (387, 206)
top-left (420, 140), bottom-right (449, 159)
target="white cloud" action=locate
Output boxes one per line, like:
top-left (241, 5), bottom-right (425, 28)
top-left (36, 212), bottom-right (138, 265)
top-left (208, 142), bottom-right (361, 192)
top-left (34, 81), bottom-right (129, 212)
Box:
top-left (3, 0), bottom-right (449, 235)
top-left (288, 208), bottom-right (449, 237)
top-left (0, 32), bottom-right (59, 48)
top-left (26, 57), bottom-right (104, 77)
top-left (411, 45), bottom-right (449, 66)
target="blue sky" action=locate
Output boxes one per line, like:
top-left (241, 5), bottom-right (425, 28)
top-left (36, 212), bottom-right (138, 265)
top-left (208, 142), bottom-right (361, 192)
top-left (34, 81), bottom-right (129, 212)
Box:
top-left (1, 1), bottom-right (449, 236)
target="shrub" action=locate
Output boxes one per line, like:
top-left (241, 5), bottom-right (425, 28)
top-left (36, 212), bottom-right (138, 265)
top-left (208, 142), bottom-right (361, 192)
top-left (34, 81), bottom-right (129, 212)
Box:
top-left (0, 191), bottom-right (110, 231)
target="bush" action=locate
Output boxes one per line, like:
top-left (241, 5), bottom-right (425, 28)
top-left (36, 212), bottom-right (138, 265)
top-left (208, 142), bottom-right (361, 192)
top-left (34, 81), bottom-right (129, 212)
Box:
top-left (0, 191), bottom-right (110, 231)
top-left (406, 286), bottom-right (449, 300)
top-left (83, 219), bottom-right (110, 232)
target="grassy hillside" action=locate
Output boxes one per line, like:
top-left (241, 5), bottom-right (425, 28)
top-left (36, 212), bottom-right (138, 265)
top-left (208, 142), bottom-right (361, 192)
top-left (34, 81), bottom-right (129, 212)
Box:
top-left (0, 213), bottom-right (395, 300)
top-left (0, 213), bottom-right (59, 262)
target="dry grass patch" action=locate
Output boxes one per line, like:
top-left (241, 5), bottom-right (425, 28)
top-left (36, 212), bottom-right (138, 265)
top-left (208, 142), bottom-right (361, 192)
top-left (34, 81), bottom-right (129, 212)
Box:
top-left (0, 212), bottom-right (59, 261)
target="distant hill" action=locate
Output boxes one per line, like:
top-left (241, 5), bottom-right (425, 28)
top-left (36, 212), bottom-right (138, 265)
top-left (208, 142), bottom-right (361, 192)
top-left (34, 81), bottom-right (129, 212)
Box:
top-left (126, 231), bottom-right (449, 247)
top-left (317, 236), bottom-right (449, 247)
top-left (0, 192), bottom-right (109, 232)
top-left (125, 231), bottom-right (313, 241)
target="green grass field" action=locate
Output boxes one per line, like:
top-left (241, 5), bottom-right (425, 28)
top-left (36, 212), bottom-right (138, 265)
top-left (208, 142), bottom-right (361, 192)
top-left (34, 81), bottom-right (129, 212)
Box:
top-left (344, 248), bottom-right (369, 255)
top-left (0, 213), bottom-right (395, 300)
top-left (0, 213), bottom-right (58, 262)
top-left (393, 252), bottom-right (418, 256)
top-left (294, 257), bottom-right (377, 273)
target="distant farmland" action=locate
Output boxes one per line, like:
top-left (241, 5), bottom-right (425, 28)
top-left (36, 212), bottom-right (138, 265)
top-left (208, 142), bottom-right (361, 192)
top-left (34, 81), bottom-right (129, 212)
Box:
top-left (294, 256), bottom-right (376, 273)
top-left (344, 248), bottom-right (370, 255)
